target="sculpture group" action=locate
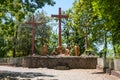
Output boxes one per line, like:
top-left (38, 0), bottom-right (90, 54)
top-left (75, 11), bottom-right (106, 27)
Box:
top-left (42, 44), bottom-right (80, 56)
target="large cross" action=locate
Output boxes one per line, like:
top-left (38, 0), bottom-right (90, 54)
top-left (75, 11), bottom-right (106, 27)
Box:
top-left (25, 15), bottom-right (41, 55)
top-left (51, 8), bottom-right (68, 47)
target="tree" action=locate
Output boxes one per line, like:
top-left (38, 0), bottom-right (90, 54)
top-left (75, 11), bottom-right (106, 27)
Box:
top-left (64, 0), bottom-right (120, 58)
top-left (64, 0), bottom-right (95, 55)
top-left (16, 11), bottom-right (52, 56)
top-left (0, 0), bottom-right (55, 57)
top-left (92, 0), bottom-right (120, 57)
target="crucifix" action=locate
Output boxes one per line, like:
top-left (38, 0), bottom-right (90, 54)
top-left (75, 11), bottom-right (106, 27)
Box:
top-left (25, 15), bottom-right (42, 55)
top-left (51, 8), bottom-right (68, 47)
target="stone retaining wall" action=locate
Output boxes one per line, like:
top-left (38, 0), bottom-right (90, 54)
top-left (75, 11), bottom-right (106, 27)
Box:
top-left (0, 57), bottom-right (23, 66)
top-left (0, 56), bottom-right (97, 69)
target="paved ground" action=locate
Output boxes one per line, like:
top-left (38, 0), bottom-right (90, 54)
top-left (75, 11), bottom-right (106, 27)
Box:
top-left (0, 66), bottom-right (119, 80)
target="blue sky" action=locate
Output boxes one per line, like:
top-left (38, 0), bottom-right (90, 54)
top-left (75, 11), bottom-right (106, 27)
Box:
top-left (37, 0), bottom-right (75, 33)
top-left (40, 0), bottom-right (74, 47)
top-left (42, 0), bottom-right (74, 16)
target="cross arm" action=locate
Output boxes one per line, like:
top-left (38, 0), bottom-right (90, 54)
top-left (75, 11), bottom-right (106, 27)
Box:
top-left (51, 15), bottom-right (59, 17)
top-left (25, 21), bottom-right (43, 26)
top-left (51, 15), bottom-right (69, 18)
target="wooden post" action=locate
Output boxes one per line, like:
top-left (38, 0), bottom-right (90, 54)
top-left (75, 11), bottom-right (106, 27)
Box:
top-left (25, 15), bottom-right (42, 55)
top-left (51, 8), bottom-right (68, 47)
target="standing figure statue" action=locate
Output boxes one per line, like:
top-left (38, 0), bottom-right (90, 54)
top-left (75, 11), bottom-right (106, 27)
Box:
top-left (42, 43), bottom-right (48, 56)
top-left (65, 45), bottom-right (71, 56)
top-left (74, 45), bottom-right (80, 56)
top-left (57, 46), bottom-right (64, 54)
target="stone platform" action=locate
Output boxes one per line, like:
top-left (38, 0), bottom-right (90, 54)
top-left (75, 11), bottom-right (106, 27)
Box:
top-left (21, 56), bottom-right (97, 69)
top-left (0, 56), bottom-right (97, 69)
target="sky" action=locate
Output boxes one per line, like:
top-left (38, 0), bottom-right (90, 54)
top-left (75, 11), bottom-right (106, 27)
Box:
top-left (39, 0), bottom-right (74, 47)
top-left (37, 0), bottom-right (75, 33)
top-left (41, 0), bottom-right (74, 16)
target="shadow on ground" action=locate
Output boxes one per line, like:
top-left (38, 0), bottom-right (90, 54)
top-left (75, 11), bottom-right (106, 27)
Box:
top-left (0, 71), bottom-right (55, 79)
top-left (92, 71), bottom-right (105, 74)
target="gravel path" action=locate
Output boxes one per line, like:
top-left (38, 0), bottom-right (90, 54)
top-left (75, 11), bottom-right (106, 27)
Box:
top-left (0, 66), bottom-right (119, 80)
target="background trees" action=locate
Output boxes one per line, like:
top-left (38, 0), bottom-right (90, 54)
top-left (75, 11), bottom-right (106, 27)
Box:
top-left (0, 0), bottom-right (55, 57)
top-left (15, 11), bottom-right (52, 56)
top-left (0, 0), bottom-right (119, 57)
top-left (62, 0), bottom-right (120, 57)
top-left (63, 0), bottom-right (94, 55)
top-left (91, 0), bottom-right (120, 57)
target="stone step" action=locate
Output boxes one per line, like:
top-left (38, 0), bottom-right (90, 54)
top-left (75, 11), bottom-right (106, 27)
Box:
top-left (54, 66), bottom-right (69, 70)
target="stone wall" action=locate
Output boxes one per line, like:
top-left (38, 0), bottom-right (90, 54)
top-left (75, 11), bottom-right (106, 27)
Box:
top-left (0, 56), bottom-right (97, 69)
top-left (0, 57), bottom-right (23, 66)
top-left (22, 56), bottom-right (97, 69)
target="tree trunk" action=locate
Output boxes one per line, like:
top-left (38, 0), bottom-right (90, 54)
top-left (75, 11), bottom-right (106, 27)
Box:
top-left (85, 26), bottom-right (88, 51)
top-left (103, 32), bottom-right (107, 73)
top-left (113, 45), bottom-right (117, 57)
top-left (13, 48), bottom-right (16, 57)
top-left (112, 34), bottom-right (116, 57)
top-left (13, 27), bottom-right (18, 57)
top-left (104, 32), bottom-right (107, 59)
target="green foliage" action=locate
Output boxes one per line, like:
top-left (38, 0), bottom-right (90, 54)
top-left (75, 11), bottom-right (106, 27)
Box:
top-left (0, 37), bottom-right (7, 57)
top-left (0, 0), bottom-right (55, 57)
top-left (48, 33), bottom-right (58, 54)
top-left (63, 0), bottom-right (120, 58)
top-left (15, 12), bottom-right (52, 56)
top-left (113, 44), bottom-right (120, 58)
top-left (91, 0), bottom-right (120, 57)
top-left (64, 0), bottom-right (94, 54)
top-left (92, 0), bottom-right (120, 42)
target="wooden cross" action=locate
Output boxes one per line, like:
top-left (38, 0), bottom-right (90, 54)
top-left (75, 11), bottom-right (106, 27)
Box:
top-left (51, 8), bottom-right (68, 47)
top-left (25, 15), bottom-right (42, 55)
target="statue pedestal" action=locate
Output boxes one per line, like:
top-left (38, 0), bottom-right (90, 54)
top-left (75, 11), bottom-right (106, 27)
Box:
top-left (21, 56), bottom-right (97, 69)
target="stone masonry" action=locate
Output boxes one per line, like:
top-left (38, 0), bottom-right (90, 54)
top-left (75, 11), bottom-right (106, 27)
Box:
top-left (0, 56), bottom-right (97, 69)
top-left (22, 56), bottom-right (97, 69)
